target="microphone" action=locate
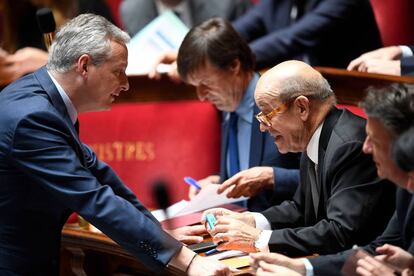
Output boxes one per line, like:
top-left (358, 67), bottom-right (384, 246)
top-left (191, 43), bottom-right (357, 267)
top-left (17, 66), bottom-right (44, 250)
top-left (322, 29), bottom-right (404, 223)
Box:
top-left (152, 179), bottom-right (174, 229)
top-left (36, 8), bottom-right (56, 50)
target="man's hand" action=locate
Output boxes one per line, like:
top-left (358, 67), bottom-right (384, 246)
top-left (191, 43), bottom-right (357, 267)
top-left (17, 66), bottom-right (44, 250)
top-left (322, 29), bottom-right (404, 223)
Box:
top-left (148, 50), bottom-right (181, 82)
top-left (350, 59), bottom-right (401, 76)
top-left (347, 46), bottom-right (403, 71)
top-left (188, 175), bottom-right (220, 199)
top-left (249, 252), bottom-right (306, 275)
top-left (187, 255), bottom-right (233, 276)
top-left (0, 47), bottom-right (48, 85)
top-left (218, 167), bottom-right (274, 198)
top-left (167, 225), bottom-right (207, 245)
top-left (208, 216), bottom-right (261, 253)
top-left (170, 246), bottom-right (232, 275)
top-left (375, 244), bottom-right (414, 270)
top-left (201, 208), bottom-right (256, 227)
top-left (356, 255), bottom-right (395, 276)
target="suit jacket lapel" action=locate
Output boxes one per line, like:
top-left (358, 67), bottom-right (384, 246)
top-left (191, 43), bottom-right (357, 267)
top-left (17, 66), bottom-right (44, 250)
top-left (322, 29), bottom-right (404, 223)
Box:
top-left (315, 107), bottom-right (342, 218)
top-left (33, 67), bottom-right (86, 165)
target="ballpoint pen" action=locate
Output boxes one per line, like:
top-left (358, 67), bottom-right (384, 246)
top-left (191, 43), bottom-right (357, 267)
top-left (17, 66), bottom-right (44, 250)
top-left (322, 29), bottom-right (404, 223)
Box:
top-left (184, 176), bottom-right (202, 190)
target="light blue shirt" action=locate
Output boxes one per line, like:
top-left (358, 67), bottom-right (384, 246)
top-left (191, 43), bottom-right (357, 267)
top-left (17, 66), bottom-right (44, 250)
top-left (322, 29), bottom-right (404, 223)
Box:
top-left (47, 71), bottom-right (78, 125)
top-left (226, 72), bottom-right (259, 177)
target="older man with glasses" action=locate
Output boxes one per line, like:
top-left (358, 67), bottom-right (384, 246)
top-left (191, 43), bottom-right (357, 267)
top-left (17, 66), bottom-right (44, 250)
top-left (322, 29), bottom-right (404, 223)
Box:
top-left (202, 60), bottom-right (395, 258)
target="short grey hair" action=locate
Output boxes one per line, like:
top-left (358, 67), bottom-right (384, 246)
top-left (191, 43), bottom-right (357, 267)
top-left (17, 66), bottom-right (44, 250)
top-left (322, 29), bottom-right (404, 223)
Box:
top-left (361, 83), bottom-right (414, 136)
top-left (277, 73), bottom-right (335, 104)
top-left (47, 13), bottom-right (130, 73)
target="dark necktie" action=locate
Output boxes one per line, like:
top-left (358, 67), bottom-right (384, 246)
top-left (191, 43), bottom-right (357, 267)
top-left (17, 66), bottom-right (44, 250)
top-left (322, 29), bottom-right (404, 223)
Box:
top-left (228, 112), bottom-right (240, 177)
top-left (307, 155), bottom-right (319, 217)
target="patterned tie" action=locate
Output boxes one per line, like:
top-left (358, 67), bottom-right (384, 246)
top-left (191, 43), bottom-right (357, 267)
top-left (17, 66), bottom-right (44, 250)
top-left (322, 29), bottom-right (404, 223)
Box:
top-left (228, 112), bottom-right (240, 177)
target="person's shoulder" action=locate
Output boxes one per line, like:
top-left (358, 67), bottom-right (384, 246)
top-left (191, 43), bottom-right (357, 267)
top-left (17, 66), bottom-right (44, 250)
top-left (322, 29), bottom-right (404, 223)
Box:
top-left (332, 109), bottom-right (367, 143)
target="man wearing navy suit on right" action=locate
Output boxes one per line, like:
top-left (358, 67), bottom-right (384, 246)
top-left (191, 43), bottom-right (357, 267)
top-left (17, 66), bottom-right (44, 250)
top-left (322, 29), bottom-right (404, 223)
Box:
top-left (233, 0), bottom-right (382, 69)
top-left (178, 18), bottom-right (301, 211)
top-left (0, 13), bottom-right (230, 276)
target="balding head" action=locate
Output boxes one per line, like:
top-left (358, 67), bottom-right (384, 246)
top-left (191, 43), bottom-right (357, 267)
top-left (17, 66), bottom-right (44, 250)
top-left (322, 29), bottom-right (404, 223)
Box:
top-left (254, 61), bottom-right (335, 153)
top-left (255, 61), bottom-right (333, 107)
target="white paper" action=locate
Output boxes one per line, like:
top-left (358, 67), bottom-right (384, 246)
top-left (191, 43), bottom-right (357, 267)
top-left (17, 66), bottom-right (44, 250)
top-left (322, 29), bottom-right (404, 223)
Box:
top-left (174, 184), bottom-right (248, 217)
top-left (151, 199), bottom-right (188, 221)
top-left (151, 184), bottom-right (248, 221)
top-left (126, 11), bottom-right (189, 76)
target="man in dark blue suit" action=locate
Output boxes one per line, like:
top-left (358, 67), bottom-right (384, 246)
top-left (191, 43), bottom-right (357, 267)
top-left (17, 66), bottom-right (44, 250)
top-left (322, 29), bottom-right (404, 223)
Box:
top-left (248, 84), bottom-right (414, 275)
top-left (233, 0), bottom-right (382, 69)
top-left (0, 13), bottom-right (230, 276)
top-left (176, 18), bottom-right (301, 212)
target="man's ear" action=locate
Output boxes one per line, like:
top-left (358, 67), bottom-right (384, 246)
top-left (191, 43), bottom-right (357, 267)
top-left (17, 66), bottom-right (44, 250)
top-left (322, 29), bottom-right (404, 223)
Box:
top-left (76, 54), bottom-right (91, 77)
top-left (229, 59), bottom-right (241, 75)
top-left (293, 95), bottom-right (310, 121)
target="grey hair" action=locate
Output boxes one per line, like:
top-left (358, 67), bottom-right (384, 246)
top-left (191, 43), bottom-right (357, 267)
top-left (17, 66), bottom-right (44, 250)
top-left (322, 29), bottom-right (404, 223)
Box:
top-left (277, 73), bottom-right (335, 104)
top-left (47, 13), bottom-right (130, 73)
top-left (361, 83), bottom-right (414, 136)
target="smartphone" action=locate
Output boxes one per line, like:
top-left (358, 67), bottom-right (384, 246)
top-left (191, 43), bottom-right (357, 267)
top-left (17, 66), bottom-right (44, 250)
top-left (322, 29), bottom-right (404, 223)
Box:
top-left (187, 241), bottom-right (217, 253)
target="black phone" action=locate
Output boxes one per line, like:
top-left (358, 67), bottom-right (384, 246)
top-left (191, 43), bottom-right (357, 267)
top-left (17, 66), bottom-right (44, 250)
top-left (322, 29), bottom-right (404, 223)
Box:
top-left (187, 241), bottom-right (216, 253)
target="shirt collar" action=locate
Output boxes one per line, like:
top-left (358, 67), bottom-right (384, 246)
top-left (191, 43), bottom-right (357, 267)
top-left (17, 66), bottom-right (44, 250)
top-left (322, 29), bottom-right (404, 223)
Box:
top-left (234, 72), bottom-right (259, 124)
top-left (47, 71), bottom-right (78, 125)
top-left (306, 122), bottom-right (324, 165)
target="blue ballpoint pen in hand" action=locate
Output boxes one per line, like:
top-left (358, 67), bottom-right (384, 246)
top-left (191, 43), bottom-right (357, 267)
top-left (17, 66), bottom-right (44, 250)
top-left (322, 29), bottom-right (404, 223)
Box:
top-left (184, 176), bottom-right (202, 190)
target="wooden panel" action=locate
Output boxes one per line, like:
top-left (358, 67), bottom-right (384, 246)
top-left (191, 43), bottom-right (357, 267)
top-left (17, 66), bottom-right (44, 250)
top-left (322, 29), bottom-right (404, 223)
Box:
top-left (315, 67), bottom-right (414, 106)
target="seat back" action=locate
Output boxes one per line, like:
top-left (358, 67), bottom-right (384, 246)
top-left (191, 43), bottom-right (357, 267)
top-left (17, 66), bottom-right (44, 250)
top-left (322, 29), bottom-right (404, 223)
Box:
top-left (370, 0), bottom-right (414, 46)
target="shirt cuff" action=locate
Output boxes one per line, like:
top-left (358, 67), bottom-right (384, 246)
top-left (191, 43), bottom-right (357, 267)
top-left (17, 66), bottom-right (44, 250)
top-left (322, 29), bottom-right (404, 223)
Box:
top-left (400, 45), bottom-right (413, 57)
top-left (303, 258), bottom-right (314, 276)
top-left (254, 230), bottom-right (272, 252)
top-left (251, 212), bottom-right (271, 230)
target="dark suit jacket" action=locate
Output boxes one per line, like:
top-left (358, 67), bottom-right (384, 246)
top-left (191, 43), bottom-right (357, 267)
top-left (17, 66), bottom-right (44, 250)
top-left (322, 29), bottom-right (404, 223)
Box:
top-left (121, 0), bottom-right (252, 36)
top-left (401, 45), bottom-right (414, 76)
top-left (0, 67), bottom-right (181, 274)
top-left (233, 0), bottom-right (382, 69)
top-left (260, 108), bottom-right (395, 256)
top-left (310, 188), bottom-right (414, 275)
top-left (220, 104), bottom-right (301, 211)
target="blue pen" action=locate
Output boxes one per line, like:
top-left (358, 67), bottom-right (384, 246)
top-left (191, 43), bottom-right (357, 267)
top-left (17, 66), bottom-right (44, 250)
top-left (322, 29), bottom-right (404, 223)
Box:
top-left (205, 248), bottom-right (219, 256)
top-left (184, 176), bottom-right (202, 190)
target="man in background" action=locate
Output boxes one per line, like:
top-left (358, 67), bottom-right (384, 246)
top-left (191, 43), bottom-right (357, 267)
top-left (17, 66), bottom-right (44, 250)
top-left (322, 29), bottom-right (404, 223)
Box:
top-left (120, 0), bottom-right (251, 36)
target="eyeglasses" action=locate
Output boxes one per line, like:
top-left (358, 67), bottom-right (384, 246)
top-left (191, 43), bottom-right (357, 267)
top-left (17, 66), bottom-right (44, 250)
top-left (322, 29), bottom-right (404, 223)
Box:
top-left (255, 102), bottom-right (289, 127)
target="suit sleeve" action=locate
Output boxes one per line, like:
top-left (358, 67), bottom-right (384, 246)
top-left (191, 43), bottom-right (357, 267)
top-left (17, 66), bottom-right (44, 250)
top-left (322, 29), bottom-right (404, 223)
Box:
top-left (234, 0), bottom-right (365, 68)
top-left (401, 57), bottom-right (414, 76)
top-left (273, 166), bottom-right (300, 198)
top-left (261, 142), bottom-right (394, 256)
top-left (9, 111), bottom-right (181, 273)
top-left (309, 210), bottom-right (403, 275)
top-left (81, 143), bottom-right (159, 222)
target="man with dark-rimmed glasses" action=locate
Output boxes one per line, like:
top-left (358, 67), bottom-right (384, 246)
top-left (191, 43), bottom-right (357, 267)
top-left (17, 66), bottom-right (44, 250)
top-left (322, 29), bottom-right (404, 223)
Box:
top-left (202, 60), bottom-right (395, 257)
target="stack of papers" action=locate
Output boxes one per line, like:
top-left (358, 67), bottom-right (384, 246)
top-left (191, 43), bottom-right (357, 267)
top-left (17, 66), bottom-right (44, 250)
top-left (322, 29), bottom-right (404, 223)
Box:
top-left (152, 184), bottom-right (248, 221)
top-left (126, 11), bottom-right (189, 75)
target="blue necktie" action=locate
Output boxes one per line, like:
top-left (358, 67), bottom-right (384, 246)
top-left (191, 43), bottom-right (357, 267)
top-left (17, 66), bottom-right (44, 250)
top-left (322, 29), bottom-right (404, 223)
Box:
top-left (228, 112), bottom-right (240, 177)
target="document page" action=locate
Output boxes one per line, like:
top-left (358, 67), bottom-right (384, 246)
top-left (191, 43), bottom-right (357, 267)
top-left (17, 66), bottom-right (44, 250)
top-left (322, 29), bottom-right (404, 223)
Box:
top-left (174, 184), bottom-right (248, 216)
top-left (126, 11), bottom-right (189, 75)
top-left (151, 184), bottom-right (248, 221)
